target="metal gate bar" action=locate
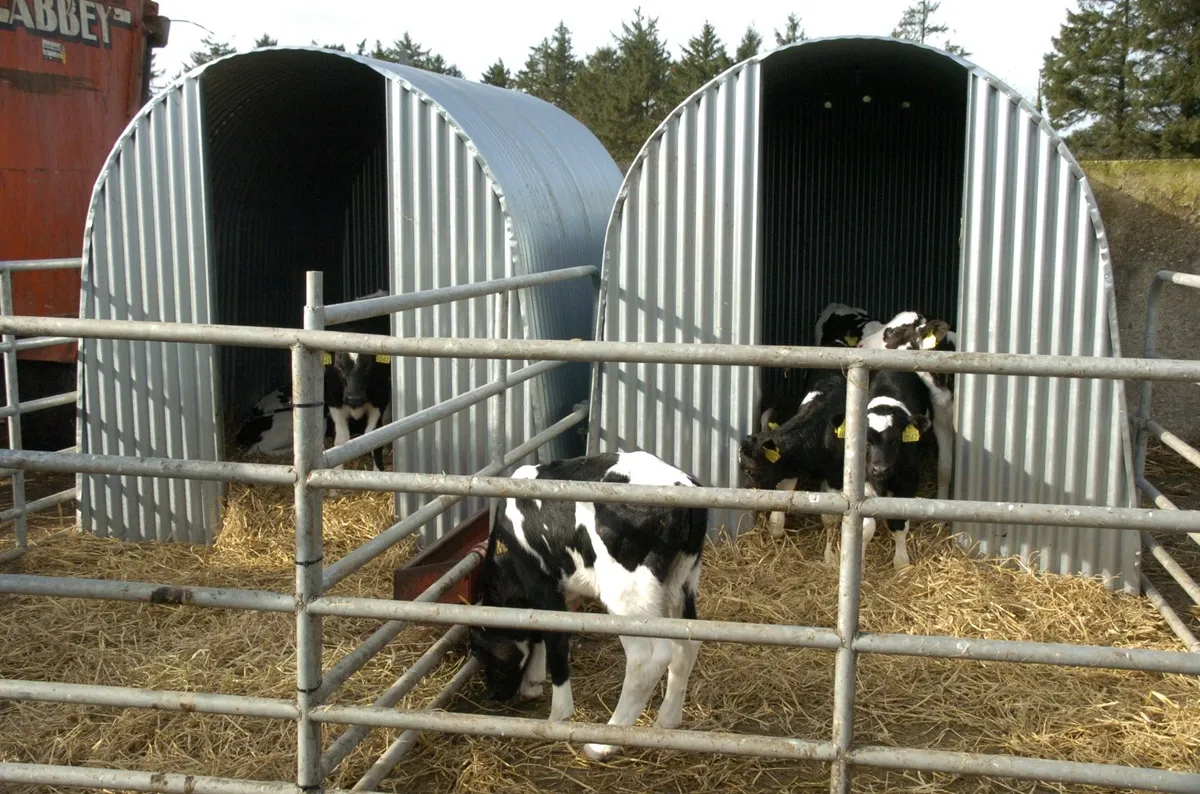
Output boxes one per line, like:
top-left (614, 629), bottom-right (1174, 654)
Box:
top-left (0, 258), bottom-right (83, 560)
top-left (1132, 268), bottom-right (1200, 649)
top-left (0, 277), bottom-right (1198, 792)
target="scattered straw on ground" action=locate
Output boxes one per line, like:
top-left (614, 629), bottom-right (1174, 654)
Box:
top-left (0, 448), bottom-right (1197, 793)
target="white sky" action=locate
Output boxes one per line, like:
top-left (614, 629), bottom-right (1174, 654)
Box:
top-left (156, 1), bottom-right (1076, 104)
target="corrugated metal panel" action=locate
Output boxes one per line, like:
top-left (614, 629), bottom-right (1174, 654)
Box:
top-left (78, 78), bottom-right (220, 543)
top-left (954, 72), bottom-right (1139, 593)
top-left (593, 63), bottom-right (762, 535)
top-left (593, 37), bottom-right (1139, 589)
top-left (200, 51), bottom-right (389, 422)
top-left (759, 41), bottom-right (967, 399)
top-left (378, 64), bottom-right (620, 542)
top-left (76, 47), bottom-right (620, 545)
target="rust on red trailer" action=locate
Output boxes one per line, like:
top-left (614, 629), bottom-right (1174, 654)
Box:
top-left (0, 1), bottom-right (170, 363)
top-left (393, 508), bottom-right (491, 604)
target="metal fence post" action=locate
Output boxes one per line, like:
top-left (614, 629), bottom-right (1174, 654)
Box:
top-left (295, 271), bottom-right (327, 792)
top-left (0, 270), bottom-right (27, 551)
top-left (1132, 273), bottom-right (1165, 488)
top-left (831, 363), bottom-right (869, 792)
top-left (489, 290), bottom-right (510, 524)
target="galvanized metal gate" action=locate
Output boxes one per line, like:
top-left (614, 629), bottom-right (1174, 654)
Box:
top-left (1, 269), bottom-right (1199, 792)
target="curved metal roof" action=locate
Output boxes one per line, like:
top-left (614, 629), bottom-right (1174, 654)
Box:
top-left (591, 36), bottom-right (1136, 591)
top-left (77, 47), bottom-right (621, 544)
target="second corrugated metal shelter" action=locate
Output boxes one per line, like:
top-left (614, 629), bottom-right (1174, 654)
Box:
top-left (77, 47), bottom-right (621, 544)
top-left (588, 36), bottom-right (1139, 592)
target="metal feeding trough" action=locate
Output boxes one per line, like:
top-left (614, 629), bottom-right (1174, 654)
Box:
top-left (392, 508), bottom-right (491, 604)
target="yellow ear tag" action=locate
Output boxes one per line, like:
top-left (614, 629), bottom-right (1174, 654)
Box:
top-left (921, 332), bottom-right (938, 350)
top-left (321, 353), bottom-right (332, 365)
top-left (374, 354), bottom-right (392, 364)
top-left (763, 447), bottom-right (781, 463)
top-left (767, 421), bottom-right (780, 430)
top-left (902, 424), bottom-right (921, 443)
top-left (835, 422), bottom-right (846, 439)
top-left (844, 335), bottom-right (858, 346)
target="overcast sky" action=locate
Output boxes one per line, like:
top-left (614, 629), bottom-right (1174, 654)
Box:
top-left (156, 1), bottom-right (1075, 104)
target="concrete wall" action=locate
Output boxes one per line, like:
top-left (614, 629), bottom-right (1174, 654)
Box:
top-left (1083, 159), bottom-right (1200, 444)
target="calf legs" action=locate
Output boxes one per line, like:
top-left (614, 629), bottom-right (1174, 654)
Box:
top-left (654, 578), bottom-right (702, 731)
top-left (767, 477), bottom-right (799, 538)
top-left (932, 406), bottom-right (954, 501)
top-left (544, 634), bottom-right (574, 722)
top-left (581, 563), bottom-right (703, 761)
top-left (888, 518), bottom-right (912, 571)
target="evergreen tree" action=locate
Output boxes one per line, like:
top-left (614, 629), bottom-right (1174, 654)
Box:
top-left (1138, 0), bottom-right (1200, 156)
top-left (892, 1), bottom-right (969, 55)
top-left (185, 35), bottom-right (235, 70)
top-left (735, 25), bottom-right (763, 61)
top-left (482, 59), bottom-right (513, 88)
top-left (148, 51), bottom-right (166, 95)
top-left (310, 39), bottom-right (347, 52)
top-left (516, 22), bottom-right (580, 110)
top-left (1042, 0), bottom-right (1146, 158)
top-left (570, 46), bottom-right (623, 152)
top-left (774, 13), bottom-right (806, 45)
top-left (254, 33), bottom-right (278, 48)
top-left (372, 34), bottom-right (462, 76)
top-left (609, 8), bottom-right (674, 162)
top-left (668, 21), bottom-right (731, 106)
top-left (173, 35), bottom-right (235, 81)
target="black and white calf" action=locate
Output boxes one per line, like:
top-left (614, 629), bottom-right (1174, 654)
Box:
top-left (814, 302), bottom-right (882, 349)
top-left (469, 451), bottom-right (707, 761)
top-left (757, 303), bottom-right (879, 432)
top-left (739, 367), bottom-right (847, 560)
top-left (858, 310), bottom-right (957, 500)
top-left (234, 384), bottom-right (383, 460)
top-left (830, 368), bottom-right (933, 570)
top-left (235, 387), bottom-right (297, 457)
top-left (324, 291), bottom-right (393, 472)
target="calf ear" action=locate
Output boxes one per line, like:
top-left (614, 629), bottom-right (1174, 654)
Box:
top-left (761, 439), bottom-right (782, 463)
top-left (920, 320), bottom-right (950, 350)
top-left (910, 413), bottom-right (933, 435)
top-left (829, 413), bottom-right (846, 439)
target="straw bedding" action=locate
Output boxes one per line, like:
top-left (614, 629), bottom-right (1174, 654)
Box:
top-left (0, 449), bottom-right (1197, 794)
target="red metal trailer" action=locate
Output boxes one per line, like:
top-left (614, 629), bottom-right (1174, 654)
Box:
top-left (0, 0), bottom-right (169, 447)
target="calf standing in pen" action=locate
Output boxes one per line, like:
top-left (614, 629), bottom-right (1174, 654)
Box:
top-left (739, 366), bottom-right (848, 562)
top-left (758, 302), bottom-right (878, 432)
top-left (858, 311), bottom-right (957, 500)
top-left (324, 290), bottom-right (393, 473)
top-left (814, 301), bottom-right (882, 349)
top-left (469, 451), bottom-right (707, 761)
top-left (829, 368), bottom-right (933, 570)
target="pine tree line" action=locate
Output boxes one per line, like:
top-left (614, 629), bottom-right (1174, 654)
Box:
top-left (1041, 0), bottom-right (1200, 158)
top-left (167, 4), bottom-right (971, 163)
top-left (159, 3), bottom-right (1200, 163)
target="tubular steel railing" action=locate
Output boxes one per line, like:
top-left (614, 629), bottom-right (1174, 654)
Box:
top-left (1132, 268), bottom-right (1200, 653)
top-left (0, 265), bottom-right (1198, 792)
top-left (0, 258), bottom-right (83, 562)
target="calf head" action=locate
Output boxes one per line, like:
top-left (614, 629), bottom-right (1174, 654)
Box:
top-left (857, 311), bottom-right (955, 353)
top-left (329, 351), bottom-right (382, 408)
top-left (819, 310), bottom-right (872, 348)
top-left (738, 432), bottom-right (787, 490)
top-left (469, 554), bottom-right (539, 702)
top-left (830, 404), bottom-right (931, 481)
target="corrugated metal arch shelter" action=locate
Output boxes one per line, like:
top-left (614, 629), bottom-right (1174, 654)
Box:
top-left (77, 47), bottom-right (621, 544)
top-left (589, 36), bottom-right (1139, 592)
